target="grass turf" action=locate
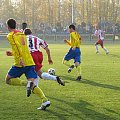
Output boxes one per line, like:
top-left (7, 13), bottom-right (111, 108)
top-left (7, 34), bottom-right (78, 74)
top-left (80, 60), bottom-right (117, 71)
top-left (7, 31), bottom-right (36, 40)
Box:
top-left (0, 41), bottom-right (120, 120)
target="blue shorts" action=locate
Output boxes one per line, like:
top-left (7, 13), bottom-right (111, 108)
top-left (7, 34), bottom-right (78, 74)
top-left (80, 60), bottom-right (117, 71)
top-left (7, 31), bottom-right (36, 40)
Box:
top-left (64, 47), bottom-right (81, 63)
top-left (8, 66), bottom-right (37, 79)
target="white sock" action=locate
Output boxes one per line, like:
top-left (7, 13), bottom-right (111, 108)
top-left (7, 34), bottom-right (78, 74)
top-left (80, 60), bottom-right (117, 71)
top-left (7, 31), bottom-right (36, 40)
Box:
top-left (103, 47), bottom-right (109, 53)
top-left (33, 76), bottom-right (39, 86)
top-left (95, 45), bottom-right (99, 52)
top-left (41, 72), bottom-right (57, 81)
top-left (27, 81), bottom-right (32, 88)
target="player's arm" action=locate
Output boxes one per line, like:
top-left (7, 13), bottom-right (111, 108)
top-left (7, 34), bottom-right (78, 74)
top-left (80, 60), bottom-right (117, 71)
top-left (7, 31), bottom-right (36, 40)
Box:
top-left (102, 30), bottom-right (105, 37)
top-left (40, 39), bottom-right (53, 64)
top-left (64, 33), bottom-right (72, 46)
top-left (6, 36), bottom-right (13, 56)
top-left (44, 47), bottom-right (53, 64)
top-left (94, 30), bottom-right (100, 40)
top-left (94, 30), bottom-right (97, 36)
top-left (64, 39), bottom-right (71, 46)
top-left (6, 51), bottom-right (13, 56)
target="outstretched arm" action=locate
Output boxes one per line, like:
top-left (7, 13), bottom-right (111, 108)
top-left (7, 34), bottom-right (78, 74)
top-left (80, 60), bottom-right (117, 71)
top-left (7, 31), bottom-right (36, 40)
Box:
top-left (44, 47), bottom-right (53, 64)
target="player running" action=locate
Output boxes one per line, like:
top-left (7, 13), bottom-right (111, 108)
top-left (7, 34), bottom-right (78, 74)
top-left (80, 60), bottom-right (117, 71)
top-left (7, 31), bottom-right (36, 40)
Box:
top-left (5, 18), bottom-right (50, 110)
top-left (24, 28), bottom-right (65, 86)
top-left (63, 24), bottom-right (82, 81)
top-left (94, 26), bottom-right (109, 54)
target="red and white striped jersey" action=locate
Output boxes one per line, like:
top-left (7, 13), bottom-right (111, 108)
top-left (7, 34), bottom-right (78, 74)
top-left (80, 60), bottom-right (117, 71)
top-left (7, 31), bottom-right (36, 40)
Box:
top-left (20, 29), bottom-right (24, 32)
top-left (26, 35), bottom-right (48, 52)
top-left (94, 29), bottom-right (104, 40)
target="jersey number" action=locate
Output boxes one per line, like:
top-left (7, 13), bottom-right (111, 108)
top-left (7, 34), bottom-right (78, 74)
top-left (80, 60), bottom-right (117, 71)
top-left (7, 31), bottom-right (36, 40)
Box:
top-left (29, 37), bottom-right (33, 49)
top-left (29, 37), bottom-right (37, 49)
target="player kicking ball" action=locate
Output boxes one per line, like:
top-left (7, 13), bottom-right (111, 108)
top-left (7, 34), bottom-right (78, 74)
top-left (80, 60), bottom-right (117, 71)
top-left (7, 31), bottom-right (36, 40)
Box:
top-left (94, 26), bottom-right (109, 54)
top-left (63, 24), bottom-right (82, 81)
top-left (24, 28), bottom-right (65, 86)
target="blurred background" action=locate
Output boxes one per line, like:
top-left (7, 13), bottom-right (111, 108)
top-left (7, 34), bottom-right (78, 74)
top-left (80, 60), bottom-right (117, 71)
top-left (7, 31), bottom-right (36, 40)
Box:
top-left (0, 0), bottom-right (120, 42)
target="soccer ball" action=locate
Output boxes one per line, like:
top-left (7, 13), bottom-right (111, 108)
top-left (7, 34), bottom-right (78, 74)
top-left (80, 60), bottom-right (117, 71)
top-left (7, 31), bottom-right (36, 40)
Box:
top-left (48, 68), bottom-right (55, 75)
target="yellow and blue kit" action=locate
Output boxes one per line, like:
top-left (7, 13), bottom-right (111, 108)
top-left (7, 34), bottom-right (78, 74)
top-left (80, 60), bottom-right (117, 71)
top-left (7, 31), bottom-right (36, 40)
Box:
top-left (7, 30), bottom-right (37, 79)
top-left (64, 31), bottom-right (81, 63)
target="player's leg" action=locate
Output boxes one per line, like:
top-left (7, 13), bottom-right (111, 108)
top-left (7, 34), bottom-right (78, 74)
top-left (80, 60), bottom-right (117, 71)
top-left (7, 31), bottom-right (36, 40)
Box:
top-left (27, 78), bottom-right (47, 102)
top-left (40, 72), bottom-right (65, 86)
top-left (25, 66), bottom-right (50, 110)
top-left (95, 40), bottom-right (99, 53)
top-left (103, 47), bottom-right (109, 54)
top-left (63, 59), bottom-right (74, 72)
top-left (27, 78), bottom-right (50, 110)
top-left (28, 51), bottom-right (42, 87)
top-left (75, 62), bottom-right (82, 81)
top-left (62, 59), bottom-right (71, 67)
top-left (33, 85), bottom-right (50, 110)
top-left (62, 48), bottom-right (75, 73)
top-left (33, 76), bottom-right (39, 86)
top-left (74, 48), bottom-right (82, 80)
top-left (33, 52), bottom-right (65, 86)
top-left (63, 59), bottom-right (74, 73)
top-left (5, 66), bottom-right (27, 86)
top-left (101, 40), bottom-right (109, 54)
top-left (37, 68), bottom-right (65, 86)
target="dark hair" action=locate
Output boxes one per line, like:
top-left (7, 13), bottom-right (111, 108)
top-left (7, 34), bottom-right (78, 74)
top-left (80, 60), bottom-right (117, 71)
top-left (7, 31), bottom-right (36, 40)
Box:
top-left (69, 24), bottom-right (75, 30)
top-left (22, 22), bottom-right (27, 30)
top-left (24, 28), bottom-right (32, 35)
top-left (7, 18), bottom-right (16, 29)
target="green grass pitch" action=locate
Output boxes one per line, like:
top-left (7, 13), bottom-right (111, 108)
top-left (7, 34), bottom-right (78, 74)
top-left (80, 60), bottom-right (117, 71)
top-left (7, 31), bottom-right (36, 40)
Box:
top-left (0, 41), bottom-right (120, 120)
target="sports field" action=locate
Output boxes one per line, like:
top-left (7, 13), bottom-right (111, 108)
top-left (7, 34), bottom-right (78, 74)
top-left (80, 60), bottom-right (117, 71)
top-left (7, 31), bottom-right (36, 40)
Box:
top-left (0, 40), bottom-right (120, 120)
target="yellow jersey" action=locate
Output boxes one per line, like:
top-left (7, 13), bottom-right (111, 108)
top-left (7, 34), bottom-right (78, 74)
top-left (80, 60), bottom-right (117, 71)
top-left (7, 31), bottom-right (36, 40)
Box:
top-left (66, 31), bottom-right (81, 48)
top-left (7, 30), bottom-right (35, 67)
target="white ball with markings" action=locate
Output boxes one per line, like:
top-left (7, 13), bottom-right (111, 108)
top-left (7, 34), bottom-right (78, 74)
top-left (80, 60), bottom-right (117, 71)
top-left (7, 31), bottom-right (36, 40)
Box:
top-left (48, 68), bottom-right (55, 75)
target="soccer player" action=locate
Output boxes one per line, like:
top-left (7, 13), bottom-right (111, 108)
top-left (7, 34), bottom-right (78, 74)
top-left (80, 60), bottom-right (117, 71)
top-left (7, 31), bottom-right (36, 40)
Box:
top-left (62, 24), bottom-right (82, 81)
top-left (94, 26), bottom-right (109, 54)
top-left (20, 22), bottom-right (27, 32)
top-left (5, 18), bottom-right (50, 110)
top-left (24, 28), bottom-right (65, 86)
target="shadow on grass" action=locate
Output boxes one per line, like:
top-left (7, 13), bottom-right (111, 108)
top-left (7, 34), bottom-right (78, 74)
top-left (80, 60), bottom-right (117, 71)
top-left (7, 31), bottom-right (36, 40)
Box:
top-left (60, 76), bottom-right (120, 91)
top-left (81, 79), bottom-right (120, 91)
top-left (47, 98), bottom-right (117, 120)
top-left (60, 75), bottom-right (76, 81)
top-left (104, 108), bottom-right (120, 116)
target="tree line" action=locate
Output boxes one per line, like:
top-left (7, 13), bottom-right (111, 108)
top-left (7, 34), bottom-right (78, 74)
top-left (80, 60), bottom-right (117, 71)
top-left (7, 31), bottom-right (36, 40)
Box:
top-left (0, 0), bottom-right (120, 33)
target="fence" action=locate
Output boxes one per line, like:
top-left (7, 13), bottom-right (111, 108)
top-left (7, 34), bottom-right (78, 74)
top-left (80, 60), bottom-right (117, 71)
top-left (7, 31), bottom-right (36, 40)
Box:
top-left (0, 33), bottom-right (120, 44)
top-left (36, 33), bottom-right (120, 44)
